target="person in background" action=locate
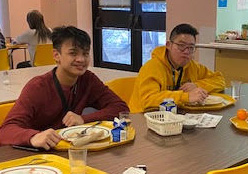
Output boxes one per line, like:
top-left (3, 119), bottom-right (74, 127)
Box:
top-left (0, 26), bottom-right (129, 150)
top-left (0, 29), bottom-right (6, 49)
top-left (14, 10), bottom-right (52, 68)
top-left (129, 23), bottom-right (225, 113)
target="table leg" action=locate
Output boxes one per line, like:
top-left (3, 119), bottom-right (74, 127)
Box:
top-left (24, 49), bottom-right (27, 61)
top-left (9, 50), bottom-right (14, 69)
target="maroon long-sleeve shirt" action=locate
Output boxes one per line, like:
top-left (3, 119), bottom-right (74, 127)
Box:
top-left (0, 69), bottom-right (129, 146)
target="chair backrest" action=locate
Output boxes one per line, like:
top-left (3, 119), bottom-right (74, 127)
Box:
top-left (0, 49), bottom-right (10, 70)
top-left (207, 162), bottom-right (248, 174)
top-left (105, 76), bottom-right (136, 106)
top-left (33, 44), bottom-right (56, 67)
top-left (0, 102), bottom-right (15, 126)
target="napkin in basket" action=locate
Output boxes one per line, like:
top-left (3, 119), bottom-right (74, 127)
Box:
top-left (72, 130), bottom-right (104, 147)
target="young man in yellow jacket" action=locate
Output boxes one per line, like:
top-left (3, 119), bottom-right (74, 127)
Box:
top-left (129, 23), bottom-right (225, 113)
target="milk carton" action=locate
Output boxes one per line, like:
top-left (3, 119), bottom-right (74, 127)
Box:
top-left (159, 98), bottom-right (177, 114)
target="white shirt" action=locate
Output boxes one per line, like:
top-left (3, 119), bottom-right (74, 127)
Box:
top-left (16, 29), bottom-right (51, 66)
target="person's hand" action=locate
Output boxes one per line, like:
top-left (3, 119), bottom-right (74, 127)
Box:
top-left (188, 88), bottom-right (208, 103)
top-left (30, 128), bottom-right (61, 150)
top-left (62, 111), bottom-right (84, 127)
top-left (179, 82), bottom-right (197, 92)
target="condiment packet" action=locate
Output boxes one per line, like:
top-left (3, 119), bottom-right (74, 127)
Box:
top-left (123, 167), bottom-right (146, 174)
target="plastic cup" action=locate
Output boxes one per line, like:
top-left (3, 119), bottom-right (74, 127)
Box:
top-left (2, 71), bottom-right (10, 85)
top-left (231, 80), bottom-right (242, 99)
top-left (119, 111), bottom-right (131, 139)
top-left (68, 148), bottom-right (87, 174)
top-left (119, 111), bottom-right (131, 126)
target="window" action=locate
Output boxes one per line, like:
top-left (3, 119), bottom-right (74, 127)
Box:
top-left (92, 0), bottom-right (166, 72)
top-left (0, 1), bottom-right (4, 31)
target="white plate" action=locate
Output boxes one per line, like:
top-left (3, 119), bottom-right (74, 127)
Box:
top-left (59, 125), bottom-right (110, 142)
top-left (183, 119), bottom-right (198, 130)
top-left (0, 165), bottom-right (62, 174)
top-left (203, 95), bottom-right (224, 105)
top-left (186, 95), bottom-right (224, 106)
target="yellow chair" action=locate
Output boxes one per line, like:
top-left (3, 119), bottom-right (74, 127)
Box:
top-left (0, 102), bottom-right (15, 126)
top-left (33, 44), bottom-right (56, 67)
top-left (207, 163), bottom-right (248, 174)
top-left (0, 49), bottom-right (10, 70)
top-left (105, 77), bottom-right (136, 106)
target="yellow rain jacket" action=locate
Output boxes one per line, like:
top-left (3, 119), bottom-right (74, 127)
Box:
top-left (129, 46), bottom-right (225, 113)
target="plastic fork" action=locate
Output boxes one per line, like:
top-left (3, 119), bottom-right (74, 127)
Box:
top-left (0, 158), bottom-right (51, 170)
top-left (80, 121), bottom-right (102, 135)
top-left (24, 158), bottom-right (51, 165)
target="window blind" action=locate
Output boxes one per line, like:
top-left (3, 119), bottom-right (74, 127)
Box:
top-left (99, 0), bottom-right (131, 8)
top-left (139, 0), bottom-right (165, 3)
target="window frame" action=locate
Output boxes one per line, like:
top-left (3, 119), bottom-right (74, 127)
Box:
top-left (92, 0), bottom-right (166, 72)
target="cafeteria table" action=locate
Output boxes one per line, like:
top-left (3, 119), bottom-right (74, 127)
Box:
top-left (0, 65), bottom-right (137, 104)
top-left (6, 44), bottom-right (28, 69)
top-left (1, 85), bottom-right (248, 174)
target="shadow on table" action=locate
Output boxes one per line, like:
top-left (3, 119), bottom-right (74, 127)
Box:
top-left (145, 129), bottom-right (188, 147)
top-left (228, 158), bottom-right (248, 168)
top-left (229, 123), bottom-right (248, 136)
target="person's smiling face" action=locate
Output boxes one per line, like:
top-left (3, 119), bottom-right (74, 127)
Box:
top-left (166, 34), bottom-right (196, 68)
top-left (54, 39), bottom-right (90, 77)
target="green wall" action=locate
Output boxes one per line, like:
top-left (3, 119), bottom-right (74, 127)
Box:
top-left (217, 0), bottom-right (248, 36)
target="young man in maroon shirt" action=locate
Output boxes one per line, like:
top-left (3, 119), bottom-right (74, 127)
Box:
top-left (0, 26), bottom-right (129, 150)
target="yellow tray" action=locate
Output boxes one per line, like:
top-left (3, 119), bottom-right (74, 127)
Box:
top-left (230, 116), bottom-right (248, 131)
top-left (179, 93), bottom-right (236, 111)
top-left (207, 162), bottom-right (248, 174)
top-left (0, 154), bottom-right (107, 174)
top-left (55, 121), bottom-right (135, 151)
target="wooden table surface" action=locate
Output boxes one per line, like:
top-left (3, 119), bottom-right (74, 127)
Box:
top-left (1, 84), bottom-right (248, 174)
top-left (6, 44), bottom-right (28, 50)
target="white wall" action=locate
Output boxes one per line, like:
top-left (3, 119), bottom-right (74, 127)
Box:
top-left (8, 0), bottom-right (41, 67)
top-left (0, 0), bottom-right (10, 37)
top-left (217, 0), bottom-right (248, 35)
top-left (166, 0), bottom-right (217, 70)
top-left (76, 0), bottom-right (93, 66)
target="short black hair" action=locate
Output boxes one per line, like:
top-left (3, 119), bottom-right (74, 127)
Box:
top-left (169, 24), bottom-right (199, 41)
top-left (52, 26), bottom-right (91, 52)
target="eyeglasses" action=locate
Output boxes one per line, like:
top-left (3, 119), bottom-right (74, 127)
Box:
top-left (171, 41), bottom-right (196, 54)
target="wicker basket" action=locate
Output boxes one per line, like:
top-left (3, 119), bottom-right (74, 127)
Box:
top-left (144, 111), bottom-right (185, 136)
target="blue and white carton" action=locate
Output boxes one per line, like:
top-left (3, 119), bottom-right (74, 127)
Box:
top-left (159, 98), bottom-right (177, 114)
top-left (111, 117), bottom-right (127, 142)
